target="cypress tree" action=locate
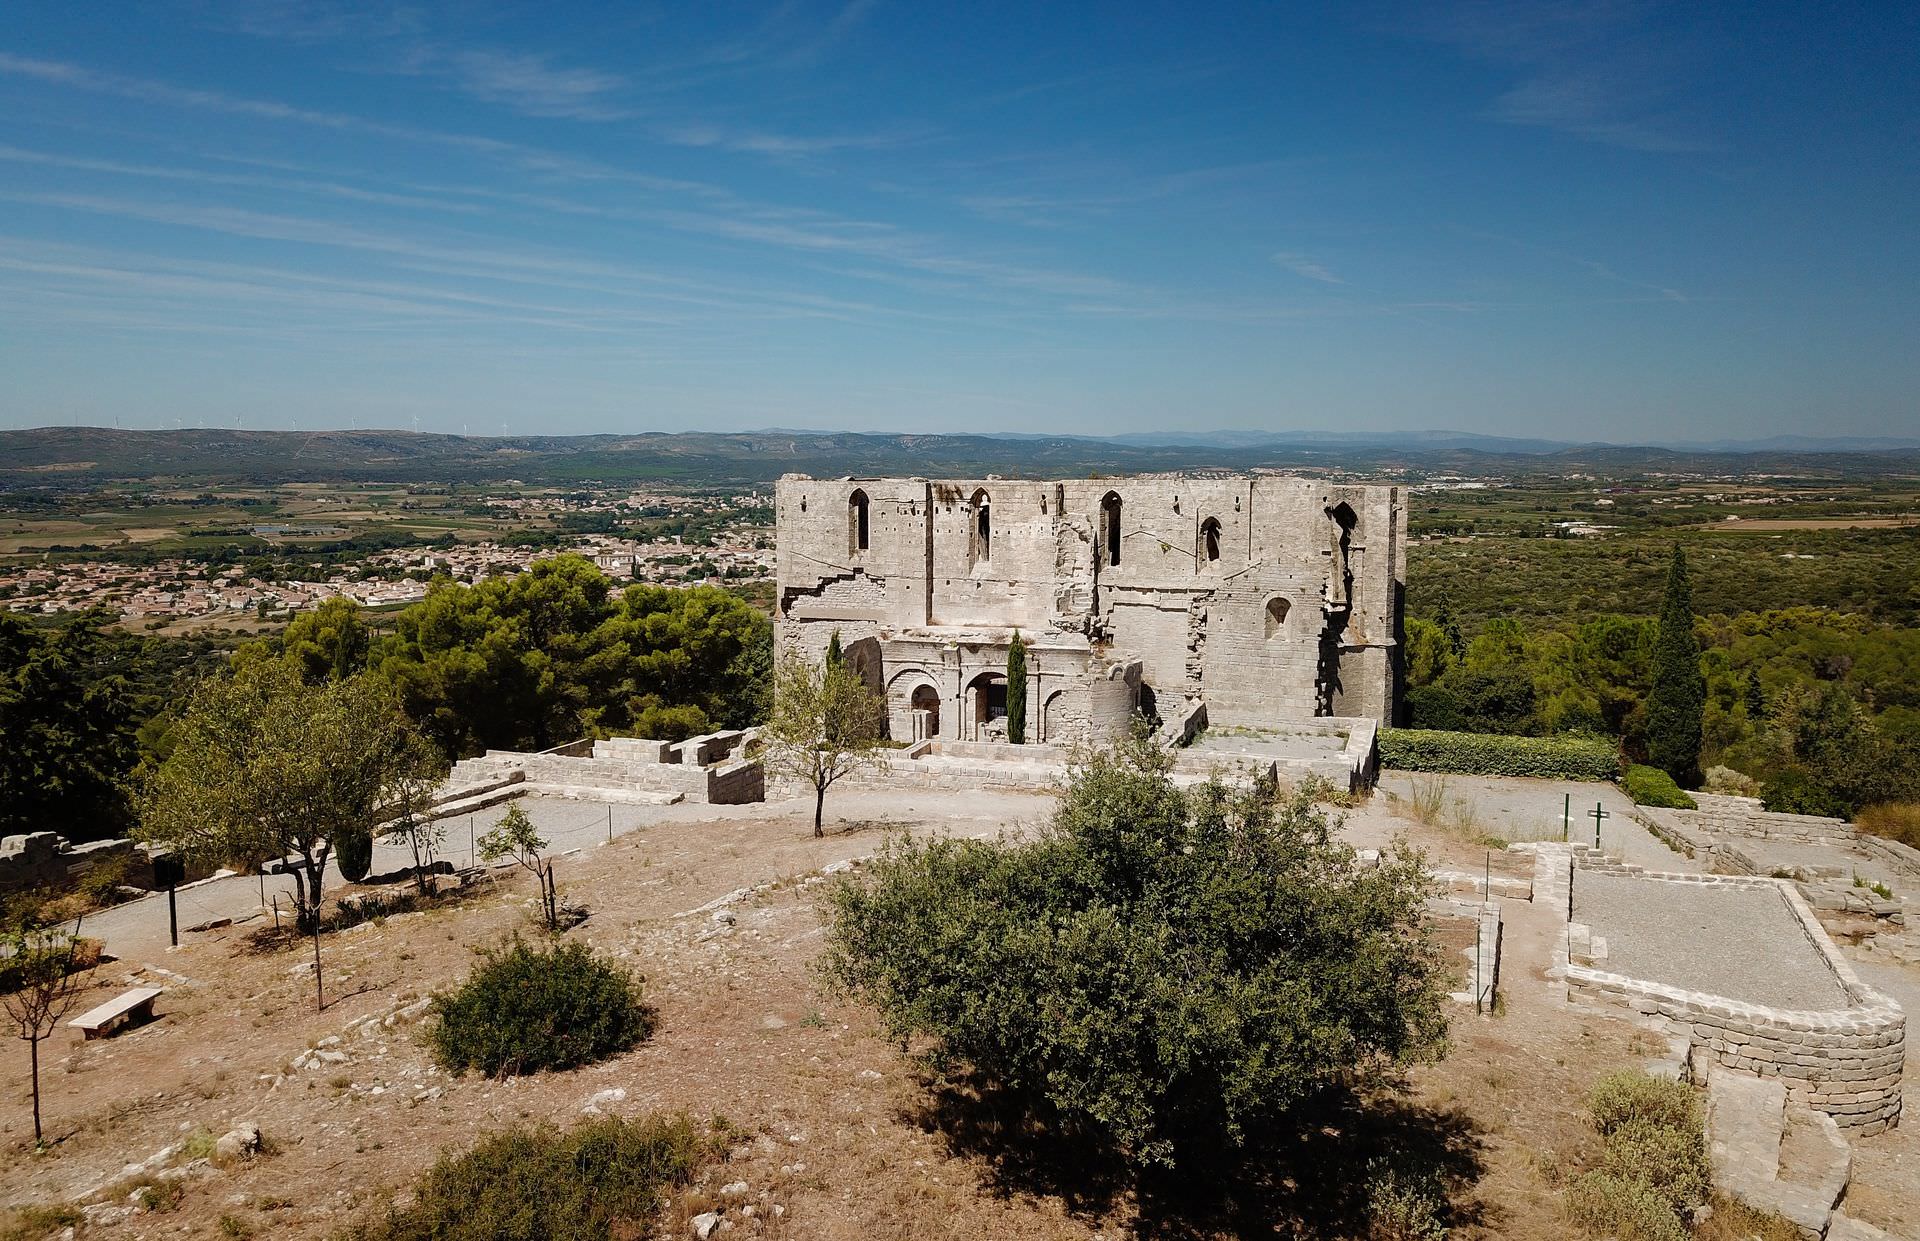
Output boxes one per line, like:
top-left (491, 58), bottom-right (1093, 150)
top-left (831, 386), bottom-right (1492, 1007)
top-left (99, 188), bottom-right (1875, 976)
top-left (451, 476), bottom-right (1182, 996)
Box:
top-left (1006, 631), bottom-right (1027, 745)
top-left (1646, 547), bottom-right (1705, 786)
top-left (825, 629), bottom-right (843, 670)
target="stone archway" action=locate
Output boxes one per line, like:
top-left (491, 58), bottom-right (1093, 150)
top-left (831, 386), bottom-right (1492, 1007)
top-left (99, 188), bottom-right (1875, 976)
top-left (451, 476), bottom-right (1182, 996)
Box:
top-left (965, 671), bottom-right (1008, 741)
top-left (1041, 688), bottom-right (1068, 743)
top-left (910, 683), bottom-right (941, 742)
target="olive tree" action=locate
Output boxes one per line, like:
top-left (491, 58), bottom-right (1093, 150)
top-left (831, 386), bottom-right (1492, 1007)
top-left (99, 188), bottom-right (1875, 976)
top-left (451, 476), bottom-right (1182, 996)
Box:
top-left (137, 662), bottom-right (426, 936)
top-left (3, 922), bottom-right (97, 1146)
top-left (478, 803), bottom-right (560, 931)
top-left (760, 652), bottom-right (885, 837)
top-left (822, 736), bottom-right (1449, 1170)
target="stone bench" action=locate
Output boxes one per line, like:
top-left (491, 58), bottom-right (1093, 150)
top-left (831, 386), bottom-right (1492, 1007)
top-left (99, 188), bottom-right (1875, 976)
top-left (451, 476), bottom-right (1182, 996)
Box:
top-left (69, 987), bottom-right (162, 1040)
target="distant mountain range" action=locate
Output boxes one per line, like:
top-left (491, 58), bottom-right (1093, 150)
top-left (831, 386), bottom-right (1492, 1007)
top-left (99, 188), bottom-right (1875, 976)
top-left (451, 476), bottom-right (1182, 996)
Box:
top-left (1, 425), bottom-right (1915, 487)
top-left (990, 428), bottom-right (1920, 455)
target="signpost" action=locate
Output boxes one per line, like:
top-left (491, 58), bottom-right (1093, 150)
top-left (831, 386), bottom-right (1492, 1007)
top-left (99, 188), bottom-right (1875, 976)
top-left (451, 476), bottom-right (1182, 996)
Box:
top-left (153, 853), bottom-right (186, 949)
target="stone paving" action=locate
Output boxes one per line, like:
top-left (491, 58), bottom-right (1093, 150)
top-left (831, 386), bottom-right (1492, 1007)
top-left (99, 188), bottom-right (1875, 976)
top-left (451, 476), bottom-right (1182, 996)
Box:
top-left (1574, 870), bottom-right (1852, 1011)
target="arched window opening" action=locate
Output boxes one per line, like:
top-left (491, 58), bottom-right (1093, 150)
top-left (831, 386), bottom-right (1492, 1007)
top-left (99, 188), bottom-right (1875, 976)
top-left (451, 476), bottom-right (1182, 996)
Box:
top-left (971, 489), bottom-right (991, 564)
top-left (1265, 596), bottom-right (1291, 638)
top-left (1327, 501), bottom-right (1357, 608)
top-left (1200, 517), bottom-right (1221, 564)
top-left (849, 489), bottom-right (870, 553)
top-left (1101, 491), bottom-right (1122, 567)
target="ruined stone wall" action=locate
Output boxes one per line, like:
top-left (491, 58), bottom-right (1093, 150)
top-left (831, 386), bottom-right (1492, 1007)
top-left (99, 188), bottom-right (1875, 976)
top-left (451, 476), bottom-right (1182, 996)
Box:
top-left (922, 480), bottom-right (1062, 629)
top-left (1563, 868), bottom-right (1905, 1135)
top-left (774, 473), bottom-right (1405, 728)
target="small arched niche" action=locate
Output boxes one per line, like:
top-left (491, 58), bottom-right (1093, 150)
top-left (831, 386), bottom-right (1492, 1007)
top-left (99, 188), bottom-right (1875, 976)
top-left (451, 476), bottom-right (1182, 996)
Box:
top-left (1265, 596), bottom-right (1290, 638)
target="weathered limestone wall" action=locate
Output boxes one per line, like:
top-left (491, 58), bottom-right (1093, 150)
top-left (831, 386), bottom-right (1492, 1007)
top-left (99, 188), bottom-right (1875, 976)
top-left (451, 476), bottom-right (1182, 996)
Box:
top-left (774, 473), bottom-right (1406, 740)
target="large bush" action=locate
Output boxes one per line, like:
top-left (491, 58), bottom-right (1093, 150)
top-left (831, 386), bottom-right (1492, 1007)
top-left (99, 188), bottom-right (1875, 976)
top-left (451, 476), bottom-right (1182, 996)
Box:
top-left (340, 1113), bottom-right (709, 1241)
top-left (822, 738), bottom-right (1449, 1170)
top-left (1380, 728), bottom-right (1619, 781)
top-left (429, 938), bottom-right (654, 1077)
top-left (1623, 765), bottom-right (1696, 810)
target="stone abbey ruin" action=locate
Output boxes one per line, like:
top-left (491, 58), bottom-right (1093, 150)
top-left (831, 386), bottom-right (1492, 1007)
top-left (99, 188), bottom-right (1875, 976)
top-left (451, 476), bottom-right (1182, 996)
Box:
top-left (773, 473), bottom-right (1407, 748)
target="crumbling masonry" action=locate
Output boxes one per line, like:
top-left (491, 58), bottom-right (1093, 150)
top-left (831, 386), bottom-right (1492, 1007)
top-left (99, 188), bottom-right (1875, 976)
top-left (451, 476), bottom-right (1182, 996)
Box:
top-left (775, 474), bottom-right (1406, 745)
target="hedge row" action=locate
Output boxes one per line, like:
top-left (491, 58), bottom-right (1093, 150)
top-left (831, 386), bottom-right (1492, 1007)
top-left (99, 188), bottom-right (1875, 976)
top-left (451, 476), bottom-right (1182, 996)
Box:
top-left (1379, 729), bottom-right (1619, 781)
top-left (1624, 765), bottom-right (1697, 810)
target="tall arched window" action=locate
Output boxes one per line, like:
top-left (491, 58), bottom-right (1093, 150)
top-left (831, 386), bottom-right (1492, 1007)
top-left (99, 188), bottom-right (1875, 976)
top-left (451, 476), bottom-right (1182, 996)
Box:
top-left (1101, 491), bottom-right (1122, 566)
top-left (1327, 501), bottom-right (1357, 607)
top-left (971, 488), bottom-right (991, 564)
top-left (849, 489), bottom-right (870, 554)
top-left (1200, 517), bottom-right (1221, 564)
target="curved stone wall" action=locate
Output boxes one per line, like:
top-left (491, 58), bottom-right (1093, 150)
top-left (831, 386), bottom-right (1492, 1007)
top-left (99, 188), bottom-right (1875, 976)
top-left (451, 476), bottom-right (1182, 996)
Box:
top-left (1566, 871), bottom-right (1904, 1134)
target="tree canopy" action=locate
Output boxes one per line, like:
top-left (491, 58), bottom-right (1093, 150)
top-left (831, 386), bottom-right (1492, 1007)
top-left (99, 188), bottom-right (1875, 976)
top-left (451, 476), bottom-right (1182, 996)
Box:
top-left (371, 558), bottom-right (769, 756)
top-left (136, 662), bottom-right (427, 931)
top-left (0, 611), bottom-right (137, 841)
top-left (822, 738), bottom-right (1448, 1170)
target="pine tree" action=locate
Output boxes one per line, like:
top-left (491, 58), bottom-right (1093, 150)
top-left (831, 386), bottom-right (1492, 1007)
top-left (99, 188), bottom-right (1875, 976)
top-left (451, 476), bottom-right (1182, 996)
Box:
top-left (1006, 631), bottom-right (1028, 745)
top-left (1646, 547), bottom-right (1705, 786)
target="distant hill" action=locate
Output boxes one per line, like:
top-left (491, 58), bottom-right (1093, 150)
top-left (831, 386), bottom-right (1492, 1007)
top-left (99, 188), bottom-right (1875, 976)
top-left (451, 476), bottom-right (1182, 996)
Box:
top-left (1, 426), bottom-right (1915, 487)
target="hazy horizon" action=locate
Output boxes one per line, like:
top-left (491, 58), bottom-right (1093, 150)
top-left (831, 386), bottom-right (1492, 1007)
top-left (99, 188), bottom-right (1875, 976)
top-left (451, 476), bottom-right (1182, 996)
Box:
top-left (2, 2), bottom-right (1917, 441)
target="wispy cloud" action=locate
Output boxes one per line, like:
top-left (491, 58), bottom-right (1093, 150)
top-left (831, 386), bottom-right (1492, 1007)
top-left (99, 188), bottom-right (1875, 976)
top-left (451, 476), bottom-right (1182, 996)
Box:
top-left (653, 121), bottom-right (907, 158)
top-left (0, 143), bottom-right (485, 213)
top-left (1396, 2), bottom-right (1716, 154)
top-left (1271, 252), bottom-right (1344, 285)
top-left (404, 47), bottom-right (632, 121)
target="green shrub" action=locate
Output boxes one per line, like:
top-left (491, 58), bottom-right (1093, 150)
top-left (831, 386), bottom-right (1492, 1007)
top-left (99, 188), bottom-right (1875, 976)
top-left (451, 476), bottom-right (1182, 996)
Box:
top-left (1599, 1118), bottom-right (1708, 1214)
top-left (428, 938), bottom-right (654, 1077)
top-left (1624, 765), bottom-right (1697, 809)
top-left (1365, 1155), bottom-right (1451, 1239)
top-left (1, 1204), bottom-right (84, 1241)
top-left (339, 1114), bottom-right (709, 1241)
top-left (334, 829), bottom-right (373, 884)
top-left (1703, 765), bottom-right (1760, 797)
top-left (1564, 1170), bottom-right (1688, 1241)
top-left (822, 737), bottom-right (1449, 1170)
top-left (1568, 1073), bottom-right (1709, 1241)
top-left (1585, 1072), bottom-right (1701, 1137)
top-left (1380, 729), bottom-right (1618, 781)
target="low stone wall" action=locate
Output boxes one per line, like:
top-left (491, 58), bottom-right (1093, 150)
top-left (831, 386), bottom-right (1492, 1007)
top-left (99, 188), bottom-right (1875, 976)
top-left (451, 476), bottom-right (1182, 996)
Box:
top-left (1565, 867), bottom-right (1904, 1134)
top-left (1670, 795), bottom-right (1853, 844)
top-left (0, 832), bottom-right (156, 895)
top-left (843, 749), bottom-right (1064, 793)
top-left (446, 742), bottom-right (766, 806)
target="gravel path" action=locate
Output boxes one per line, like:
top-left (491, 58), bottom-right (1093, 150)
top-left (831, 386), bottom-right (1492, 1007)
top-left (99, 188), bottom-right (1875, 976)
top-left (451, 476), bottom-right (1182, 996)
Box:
top-left (1574, 871), bottom-right (1851, 1010)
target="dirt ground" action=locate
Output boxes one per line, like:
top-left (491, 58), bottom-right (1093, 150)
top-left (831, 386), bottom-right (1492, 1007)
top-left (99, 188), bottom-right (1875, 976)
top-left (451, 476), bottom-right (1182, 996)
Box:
top-left (0, 784), bottom-right (1864, 1240)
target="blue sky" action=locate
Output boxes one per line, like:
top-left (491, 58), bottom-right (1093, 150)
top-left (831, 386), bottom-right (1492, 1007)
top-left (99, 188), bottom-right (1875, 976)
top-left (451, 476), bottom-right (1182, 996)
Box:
top-left (1, 2), bottom-right (1916, 440)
